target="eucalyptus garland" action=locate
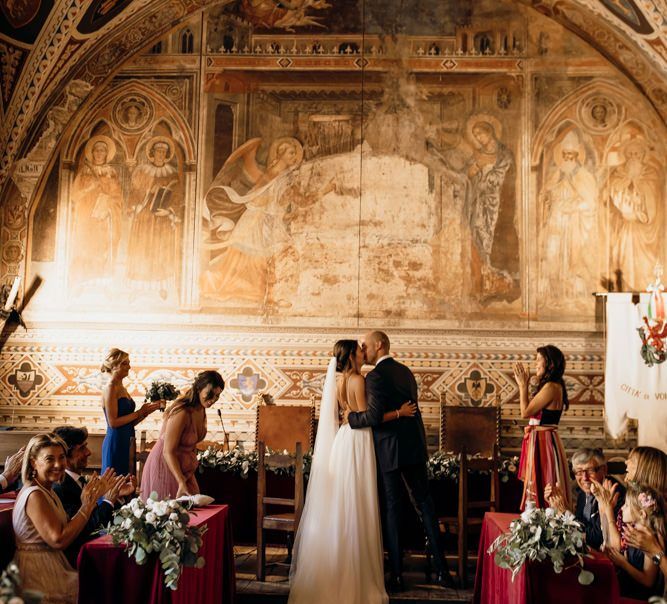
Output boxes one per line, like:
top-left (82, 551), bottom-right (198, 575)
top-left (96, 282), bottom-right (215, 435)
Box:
top-left (197, 445), bottom-right (518, 482)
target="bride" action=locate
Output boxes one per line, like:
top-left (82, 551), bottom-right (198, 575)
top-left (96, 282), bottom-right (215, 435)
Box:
top-left (288, 340), bottom-right (416, 603)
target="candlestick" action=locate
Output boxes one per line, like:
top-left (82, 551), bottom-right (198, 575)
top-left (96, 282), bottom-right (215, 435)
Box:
top-left (3, 276), bottom-right (20, 311)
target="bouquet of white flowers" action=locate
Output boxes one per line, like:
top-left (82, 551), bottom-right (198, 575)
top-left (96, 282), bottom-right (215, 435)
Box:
top-left (144, 380), bottom-right (179, 405)
top-left (488, 505), bottom-right (594, 585)
top-left (107, 494), bottom-right (207, 590)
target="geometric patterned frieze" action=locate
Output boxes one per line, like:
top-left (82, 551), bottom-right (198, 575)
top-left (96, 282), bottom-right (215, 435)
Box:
top-left (0, 326), bottom-right (614, 456)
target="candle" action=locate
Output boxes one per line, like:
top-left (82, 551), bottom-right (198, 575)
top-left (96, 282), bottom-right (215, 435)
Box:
top-left (3, 276), bottom-right (20, 311)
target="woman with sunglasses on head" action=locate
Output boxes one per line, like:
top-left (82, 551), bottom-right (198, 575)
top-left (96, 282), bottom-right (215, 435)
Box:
top-left (140, 371), bottom-right (225, 500)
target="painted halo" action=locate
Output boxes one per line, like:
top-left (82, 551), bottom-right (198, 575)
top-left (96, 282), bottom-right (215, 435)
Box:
top-left (267, 137), bottom-right (304, 168)
top-left (84, 135), bottom-right (116, 165)
top-left (466, 113), bottom-right (503, 149)
top-left (145, 136), bottom-right (175, 162)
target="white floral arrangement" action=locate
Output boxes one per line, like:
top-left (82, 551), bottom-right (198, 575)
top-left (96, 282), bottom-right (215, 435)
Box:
top-left (107, 494), bottom-right (207, 590)
top-left (0, 562), bottom-right (42, 604)
top-left (427, 451), bottom-right (519, 482)
top-left (488, 504), bottom-right (594, 585)
top-left (197, 445), bottom-right (312, 479)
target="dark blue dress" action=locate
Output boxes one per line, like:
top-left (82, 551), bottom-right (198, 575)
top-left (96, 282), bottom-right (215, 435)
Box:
top-left (102, 396), bottom-right (135, 474)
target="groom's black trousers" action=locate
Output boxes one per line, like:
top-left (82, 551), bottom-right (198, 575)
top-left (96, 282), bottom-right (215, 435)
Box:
top-left (379, 462), bottom-right (445, 577)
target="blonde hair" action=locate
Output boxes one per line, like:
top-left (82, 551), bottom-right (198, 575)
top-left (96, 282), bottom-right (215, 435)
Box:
top-left (625, 483), bottom-right (666, 544)
top-left (630, 446), bottom-right (667, 497)
top-left (100, 348), bottom-right (129, 373)
top-left (21, 433), bottom-right (67, 484)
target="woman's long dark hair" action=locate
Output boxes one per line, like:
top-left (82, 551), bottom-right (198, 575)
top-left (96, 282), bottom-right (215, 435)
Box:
top-left (169, 370), bottom-right (225, 415)
top-left (333, 340), bottom-right (358, 373)
top-left (536, 345), bottom-right (569, 410)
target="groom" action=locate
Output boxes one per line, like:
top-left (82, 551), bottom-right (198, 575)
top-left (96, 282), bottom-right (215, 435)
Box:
top-left (345, 331), bottom-right (455, 592)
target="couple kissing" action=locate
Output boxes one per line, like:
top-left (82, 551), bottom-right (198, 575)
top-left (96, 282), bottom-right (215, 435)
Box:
top-left (289, 331), bottom-right (455, 604)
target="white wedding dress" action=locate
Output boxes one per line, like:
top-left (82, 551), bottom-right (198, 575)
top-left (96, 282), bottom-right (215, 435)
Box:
top-left (288, 358), bottom-right (388, 604)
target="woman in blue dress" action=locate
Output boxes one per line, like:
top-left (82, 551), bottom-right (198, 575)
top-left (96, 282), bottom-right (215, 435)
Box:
top-left (101, 348), bottom-right (161, 474)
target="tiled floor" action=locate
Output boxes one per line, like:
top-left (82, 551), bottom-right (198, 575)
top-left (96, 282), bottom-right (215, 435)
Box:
top-left (235, 546), bottom-right (474, 603)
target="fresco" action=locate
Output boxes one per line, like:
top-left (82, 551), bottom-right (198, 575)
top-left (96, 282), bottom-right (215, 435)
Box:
top-left (15, 0), bottom-right (666, 329)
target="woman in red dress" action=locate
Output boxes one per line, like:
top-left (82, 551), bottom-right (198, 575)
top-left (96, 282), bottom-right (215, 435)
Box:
top-left (515, 345), bottom-right (571, 510)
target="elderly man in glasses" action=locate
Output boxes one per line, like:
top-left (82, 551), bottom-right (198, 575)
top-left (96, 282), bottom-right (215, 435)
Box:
top-left (546, 447), bottom-right (626, 549)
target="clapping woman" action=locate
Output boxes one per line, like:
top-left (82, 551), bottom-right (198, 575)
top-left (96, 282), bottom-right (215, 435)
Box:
top-left (12, 433), bottom-right (107, 603)
top-left (101, 348), bottom-right (161, 474)
top-left (141, 371), bottom-right (225, 499)
top-left (514, 344), bottom-right (571, 510)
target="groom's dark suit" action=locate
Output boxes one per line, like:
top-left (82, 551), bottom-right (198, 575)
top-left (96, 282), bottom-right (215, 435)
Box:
top-left (53, 472), bottom-right (114, 567)
top-left (348, 356), bottom-right (448, 579)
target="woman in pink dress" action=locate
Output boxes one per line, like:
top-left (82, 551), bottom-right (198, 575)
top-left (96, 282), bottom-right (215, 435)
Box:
top-left (140, 371), bottom-right (225, 499)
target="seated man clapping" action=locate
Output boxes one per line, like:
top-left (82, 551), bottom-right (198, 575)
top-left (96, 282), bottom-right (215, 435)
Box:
top-left (545, 447), bottom-right (625, 549)
top-left (52, 425), bottom-right (135, 564)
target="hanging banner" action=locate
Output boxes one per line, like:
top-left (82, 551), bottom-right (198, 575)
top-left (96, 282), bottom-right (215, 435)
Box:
top-left (605, 293), bottom-right (667, 451)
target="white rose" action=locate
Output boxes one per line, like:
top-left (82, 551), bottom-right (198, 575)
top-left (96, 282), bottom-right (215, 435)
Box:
top-left (154, 501), bottom-right (168, 516)
top-left (122, 518), bottom-right (133, 529)
top-left (169, 512), bottom-right (179, 521)
top-left (145, 512), bottom-right (157, 523)
top-left (134, 509), bottom-right (143, 519)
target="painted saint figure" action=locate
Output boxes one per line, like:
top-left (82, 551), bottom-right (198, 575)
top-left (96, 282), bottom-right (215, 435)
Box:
top-left (464, 116), bottom-right (517, 298)
top-left (69, 135), bottom-right (123, 289)
top-left (604, 138), bottom-right (663, 291)
top-left (539, 129), bottom-right (598, 304)
top-left (126, 137), bottom-right (183, 299)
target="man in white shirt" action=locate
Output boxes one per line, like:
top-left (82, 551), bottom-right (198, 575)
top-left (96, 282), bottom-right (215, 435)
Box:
top-left (52, 425), bottom-right (134, 565)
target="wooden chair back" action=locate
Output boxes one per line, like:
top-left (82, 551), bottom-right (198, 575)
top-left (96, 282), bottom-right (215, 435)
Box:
top-left (453, 444), bottom-right (500, 587)
top-left (439, 392), bottom-right (500, 456)
top-left (255, 403), bottom-right (314, 453)
top-left (130, 430), bottom-right (153, 486)
top-left (256, 440), bottom-right (305, 581)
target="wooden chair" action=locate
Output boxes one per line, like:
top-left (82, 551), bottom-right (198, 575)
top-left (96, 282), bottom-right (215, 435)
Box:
top-left (129, 430), bottom-right (153, 486)
top-left (255, 402), bottom-right (314, 581)
top-left (436, 393), bottom-right (501, 588)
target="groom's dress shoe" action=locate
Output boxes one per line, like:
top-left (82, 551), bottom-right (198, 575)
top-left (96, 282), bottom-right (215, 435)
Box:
top-left (436, 571), bottom-right (457, 589)
top-left (387, 575), bottom-right (405, 593)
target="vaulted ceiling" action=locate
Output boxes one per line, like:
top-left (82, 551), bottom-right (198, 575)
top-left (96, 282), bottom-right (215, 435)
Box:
top-left (0, 0), bottom-right (665, 198)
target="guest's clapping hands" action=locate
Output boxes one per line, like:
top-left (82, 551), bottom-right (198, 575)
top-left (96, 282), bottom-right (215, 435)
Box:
top-left (104, 474), bottom-right (129, 505)
top-left (3, 446), bottom-right (25, 485)
top-left (512, 362), bottom-right (530, 388)
top-left (118, 474), bottom-right (137, 499)
top-left (605, 546), bottom-right (627, 569)
top-left (398, 401), bottom-right (417, 417)
top-left (80, 474), bottom-right (106, 510)
top-left (624, 524), bottom-right (664, 556)
top-left (590, 477), bottom-right (619, 510)
top-left (544, 482), bottom-right (568, 514)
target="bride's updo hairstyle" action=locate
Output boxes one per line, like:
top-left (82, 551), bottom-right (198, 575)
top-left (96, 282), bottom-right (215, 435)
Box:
top-left (167, 370), bottom-right (225, 416)
top-left (100, 348), bottom-right (129, 373)
top-left (334, 339), bottom-right (358, 373)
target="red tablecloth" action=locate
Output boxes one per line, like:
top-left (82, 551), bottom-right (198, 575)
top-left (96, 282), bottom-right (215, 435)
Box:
top-left (473, 512), bottom-right (621, 604)
top-left (78, 504), bottom-right (235, 604)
